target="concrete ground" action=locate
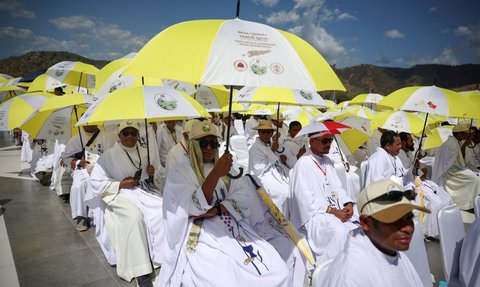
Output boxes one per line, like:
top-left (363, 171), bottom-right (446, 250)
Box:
top-left (0, 131), bottom-right (475, 287)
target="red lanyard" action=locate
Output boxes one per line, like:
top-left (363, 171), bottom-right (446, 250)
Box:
top-left (180, 141), bottom-right (188, 155)
top-left (312, 157), bottom-right (327, 176)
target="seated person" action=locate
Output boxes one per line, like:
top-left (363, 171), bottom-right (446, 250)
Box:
top-left (160, 120), bottom-right (291, 287)
top-left (313, 178), bottom-right (430, 286)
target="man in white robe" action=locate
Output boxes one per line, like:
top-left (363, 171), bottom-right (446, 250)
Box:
top-left (244, 115), bottom-right (261, 146)
top-left (160, 120), bottom-right (290, 287)
top-left (465, 129), bottom-right (480, 172)
top-left (156, 120), bottom-right (184, 167)
top-left (248, 119), bottom-right (290, 213)
top-left (288, 127), bottom-right (358, 265)
top-left (328, 137), bottom-right (361, 200)
top-left (432, 123), bottom-right (480, 210)
top-left (89, 120), bottom-right (164, 286)
top-left (365, 130), bottom-right (414, 188)
top-left (313, 179), bottom-right (428, 286)
top-left (282, 121), bottom-right (306, 169)
top-left (165, 119), bottom-right (199, 175)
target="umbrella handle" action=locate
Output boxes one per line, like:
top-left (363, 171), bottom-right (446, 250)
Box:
top-left (228, 167), bottom-right (243, 179)
top-left (276, 147), bottom-right (285, 153)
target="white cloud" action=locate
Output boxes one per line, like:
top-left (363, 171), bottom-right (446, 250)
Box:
top-left (301, 24), bottom-right (346, 65)
top-left (401, 48), bottom-right (459, 67)
top-left (95, 24), bottom-right (148, 51)
top-left (0, 0), bottom-right (35, 19)
top-left (432, 47), bottom-right (458, 65)
top-left (385, 29), bottom-right (405, 39)
top-left (337, 12), bottom-right (356, 21)
top-left (50, 16), bottom-right (96, 34)
top-left (0, 26), bottom-right (32, 38)
top-left (266, 10), bottom-right (300, 25)
top-left (375, 54), bottom-right (390, 65)
top-left (428, 7), bottom-right (437, 12)
top-left (253, 0), bottom-right (279, 7)
top-left (454, 22), bottom-right (480, 61)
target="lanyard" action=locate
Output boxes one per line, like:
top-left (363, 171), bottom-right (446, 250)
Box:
top-left (180, 141), bottom-right (188, 155)
top-left (312, 156), bottom-right (327, 176)
top-left (123, 146), bottom-right (141, 170)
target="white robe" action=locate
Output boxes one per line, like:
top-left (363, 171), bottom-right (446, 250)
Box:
top-left (159, 158), bottom-right (291, 287)
top-left (20, 131), bottom-right (32, 163)
top-left (365, 147), bottom-right (414, 188)
top-left (282, 135), bottom-right (305, 169)
top-left (432, 136), bottom-right (480, 210)
top-left (313, 228), bottom-right (423, 287)
top-left (328, 140), bottom-right (361, 200)
top-left (249, 138), bottom-right (290, 213)
top-left (366, 129), bottom-right (383, 157)
top-left (156, 123), bottom-right (184, 167)
top-left (165, 138), bottom-right (188, 175)
top-left (89, 142), bottom-right (164, 281)
top-left (465, 144), bottom-right (480, 172)
top-left (244, 116), bottom-right (259, 146)
top-left (288, 150), bottom-right (358, 264)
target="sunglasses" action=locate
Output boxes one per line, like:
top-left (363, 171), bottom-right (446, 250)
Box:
top-left (259, 130), bottom-right (274, 134)
top-left (314, 137), bottom-right (333, 144)
top-left (121, 130), bottom-right (139, 137)
top-left (198, 139), bottom-right (220, 149)
top-left (360, 189), bottom-right (416, 212)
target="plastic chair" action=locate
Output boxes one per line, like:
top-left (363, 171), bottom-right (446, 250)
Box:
top-left (474, 195), bottom-right (480, 219)
top-left (229, 135), bottom-right (249, 171)
top-left (405, 221), bottom-right (433, 287)
top-left (437, 204), bottom-right (465, 281)
top-left (359, 160), bottom-right (368, 190)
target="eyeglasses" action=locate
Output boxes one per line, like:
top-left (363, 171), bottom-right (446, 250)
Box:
top-left (313, 137), bottom-right (333, 144)
top-left (198, 138), bottom-right (220, 149)
top-left (360, 189), bottom-right (416, 212)
top-left (259, 130), bottom-right (274, 134)
top-left (121, 130), bottom-right (139, 137)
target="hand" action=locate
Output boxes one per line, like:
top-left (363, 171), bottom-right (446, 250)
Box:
top-left (343, 203), bottom-right (354, 219)
top-left (329, 208), bottom-right (350, 222)
top-left (119, 177), bottom-right (139, 189)
top-left (297, 146), bottom-right (306, 158)
top-left (77, 159), bottom-right (90, 168)
top-left (146, 164), bottom-right (155, 176)
top-left (211, 153), bottom-right (233, 178)
top-left (279, 154), bottom-right (287, 164)
top-left (272, 132), bottom-right (281, 142)
top-left (271, 141), bottom-right (279, 152)
top-left (190, 205), bottom-right (222, 220)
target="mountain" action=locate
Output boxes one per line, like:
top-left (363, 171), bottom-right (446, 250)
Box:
top-left (1, 51), bottom-right (479, 103)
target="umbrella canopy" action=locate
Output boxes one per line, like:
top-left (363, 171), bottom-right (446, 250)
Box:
top-left (0, 73), bottom-right (13, 82)
top-left (194, 85), bottom-right (230, 112)
top-left (372, 110), bottom-right (431, 135)
top-left (46, 61), bottom-right (98, 89)
top-left (27, 74), bottom-right (66, 92)
top-left (0, 92), bottom-right (54, 130)
top-left (76, 86), bottom-right (210, 126)
top-left (323, 99), bottom-right (337, 110)
top-left (350, 93), bottom-right (384, 105)
top-left (281, 106), bottom-right (317, 127)
top-left (123, 18), bottom-right (345, 92)
top-left (333, 116), bottom-right (371, 155)
top-left (378, 85), bottom-right (478, 118)
top-left (220, 102), bottom-right (249, 114)
top-left (423, 126), bottom-right (454, 150)
top-left (233, 86), bottom-right (328, 107)
top-left (296, 121), bottom-right (350, 138)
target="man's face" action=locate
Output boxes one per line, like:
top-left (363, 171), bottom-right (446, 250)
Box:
top-left (361, 212), bottom-right (415, 256)
top-left (385, 136), bottom-right (402, 156)
top-left (258, 129), bottom-right (274, 143)
top-left (119, 128), bottom-right (139, 148)
top-left (309, 133), bottom-right (333, 155)
top-left (199, 135), bottom-right (219, 163)
top-left (83, 125), bottom-right (98, 133)
top-left (402, 135), bottom-right (414, 152)
top-left (165, 120), bottom-right (177, 131)
top-left (289, 125), bottom-right (302, 138)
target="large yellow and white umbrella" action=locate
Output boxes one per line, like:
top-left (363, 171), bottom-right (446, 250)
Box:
top-left (281, 106), bottom-right (317, 127)
top-left (0, 73), bottom-right (13, 82)
top-left (0, 77), bottom-right (26, 102)
top-left (27, 74), bottom-right (65, 92)
top-left (76, 86), bottom-right (210, 126)
top-left (350, 93), bottom-right (384, 105)
top-left (194, 85), bottom-right (231, 112)
top-left (334, 105), bottom-right (377, 121)
top-left (372, 110), bottom-right (432, 135)
top-left (0, 92), bottom-right (54, 130)
top-left (423, 126), bottom-right (454, 150)
top-left (46, 61), bottom-right (99, 90)
top-left (332, 116), bottom-right (371, 155)
top-left (19, 93), bottom-right (93, 141)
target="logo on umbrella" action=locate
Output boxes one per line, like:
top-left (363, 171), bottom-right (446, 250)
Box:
top-left (234, 60), bottom-right (247, 71)
top-left (299, 90), bottom-right (313, 100)
top-left (250, 59), bottom-right (267, 75)
top-left (270, 63), bottom-right (284, 74)
top-left (109, 80), bottom-right (126, 93)
top-left (427, 101), bottom-right (437, 110)
top-left (154, 93), bottom-right (177, 110)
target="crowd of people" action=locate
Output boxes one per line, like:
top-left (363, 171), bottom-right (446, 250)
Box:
top-left (15, 98), bottom-right (480, 286)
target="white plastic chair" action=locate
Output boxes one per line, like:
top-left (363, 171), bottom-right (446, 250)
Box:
top-left (359, 160), bottom-right (368, 190)
top-left (437, 204), bottom-right (465, 281)
top-left (474, 195), bottom-right (480, 219)
top-left (405, 221), bottom-right (433, 287)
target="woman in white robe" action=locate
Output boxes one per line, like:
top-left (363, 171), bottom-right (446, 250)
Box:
top-left (159, 120), bottom-right (290, 287)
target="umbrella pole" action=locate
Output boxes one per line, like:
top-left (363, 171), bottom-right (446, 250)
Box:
top-left (275, 102), bottom-right (284, 153)
top-left (413, 112), bottom-right (429, 176)
top-left (77, 72), bottom-right (83, 93)
top-left (73, 105), bottom-right (84, 150)
top-left (226, 86), bottom-right (243, 179)
top-left (236, 0), bottom-right (240, 18)
top-left (144, 118), bottom-right (150, 165)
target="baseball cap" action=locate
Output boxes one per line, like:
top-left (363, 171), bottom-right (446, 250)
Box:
top-left (357, 179), bottom-right (430, 223)
top-left (189, 120), bottom-right (220, 140)
top-left (118, 120), bottom-right (141, 132)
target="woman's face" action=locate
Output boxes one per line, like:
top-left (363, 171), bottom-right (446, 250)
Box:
top-left (199, 135), bottom-right (219, 163)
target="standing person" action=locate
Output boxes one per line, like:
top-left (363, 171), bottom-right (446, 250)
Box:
top-left (89, 120), bottom-right (164, 286)
top-left (244, 115), bottom-right (261, 146)
top-left (465, 128), bottom-right (480, 172)
top-left (160, 120), bottom-right (290, 287)
top-left (248, 119), bottom-right (290, 213)
top-left (288, 124), bottom-right (358, 264)
top-left (282, 121), bottom-right (306, 169)
top-left (165, 119), bottom-right (200, 174)
top-left (432, 123), bottom-right (480, 210)
top-left (364, 130), bottom-right (414, 188)
top-left (313, 179), bottom-right (429, 286)
top-left (156, 120), bottom-right (184, 167)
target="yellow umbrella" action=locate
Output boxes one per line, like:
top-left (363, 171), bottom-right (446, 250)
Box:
top-left (76, 86), bottom-right (210, 126)
top-left (220, 102), bottom-right (249, 114)
top-left (423, 126), bottom-right (454, 150)
top-left (233, 86), bottom-right (328, 107)
top-left (194, 85), bottom-right (231, 112)
top-left (0, 92), bottom-right (54, 130)
top-left (46, 61), bottom-right (99, 89)
top-left (27, 74), bottom-right (65, 92)
top-left (0, 73), bottom-right (13, 82)
top-left (372, 110), bottom-right (432, 135)
top-left (329, 115), bottom-right (371, 155)
top-left (350, 93), bottom-right (384, 105)
top-left (334, 106), bottom-right (377, 121)
top-left (324, 99), bottom-right (337, 110)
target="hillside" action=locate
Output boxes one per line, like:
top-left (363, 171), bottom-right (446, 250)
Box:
top-left (1, 51), bottom-right (479, 103)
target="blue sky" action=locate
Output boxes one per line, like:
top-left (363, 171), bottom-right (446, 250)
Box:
top-left (0, 0), bottom-right (479, 68)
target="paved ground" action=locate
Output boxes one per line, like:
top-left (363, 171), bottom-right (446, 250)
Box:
top-left (0, 131), bottom-right (475, 287)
